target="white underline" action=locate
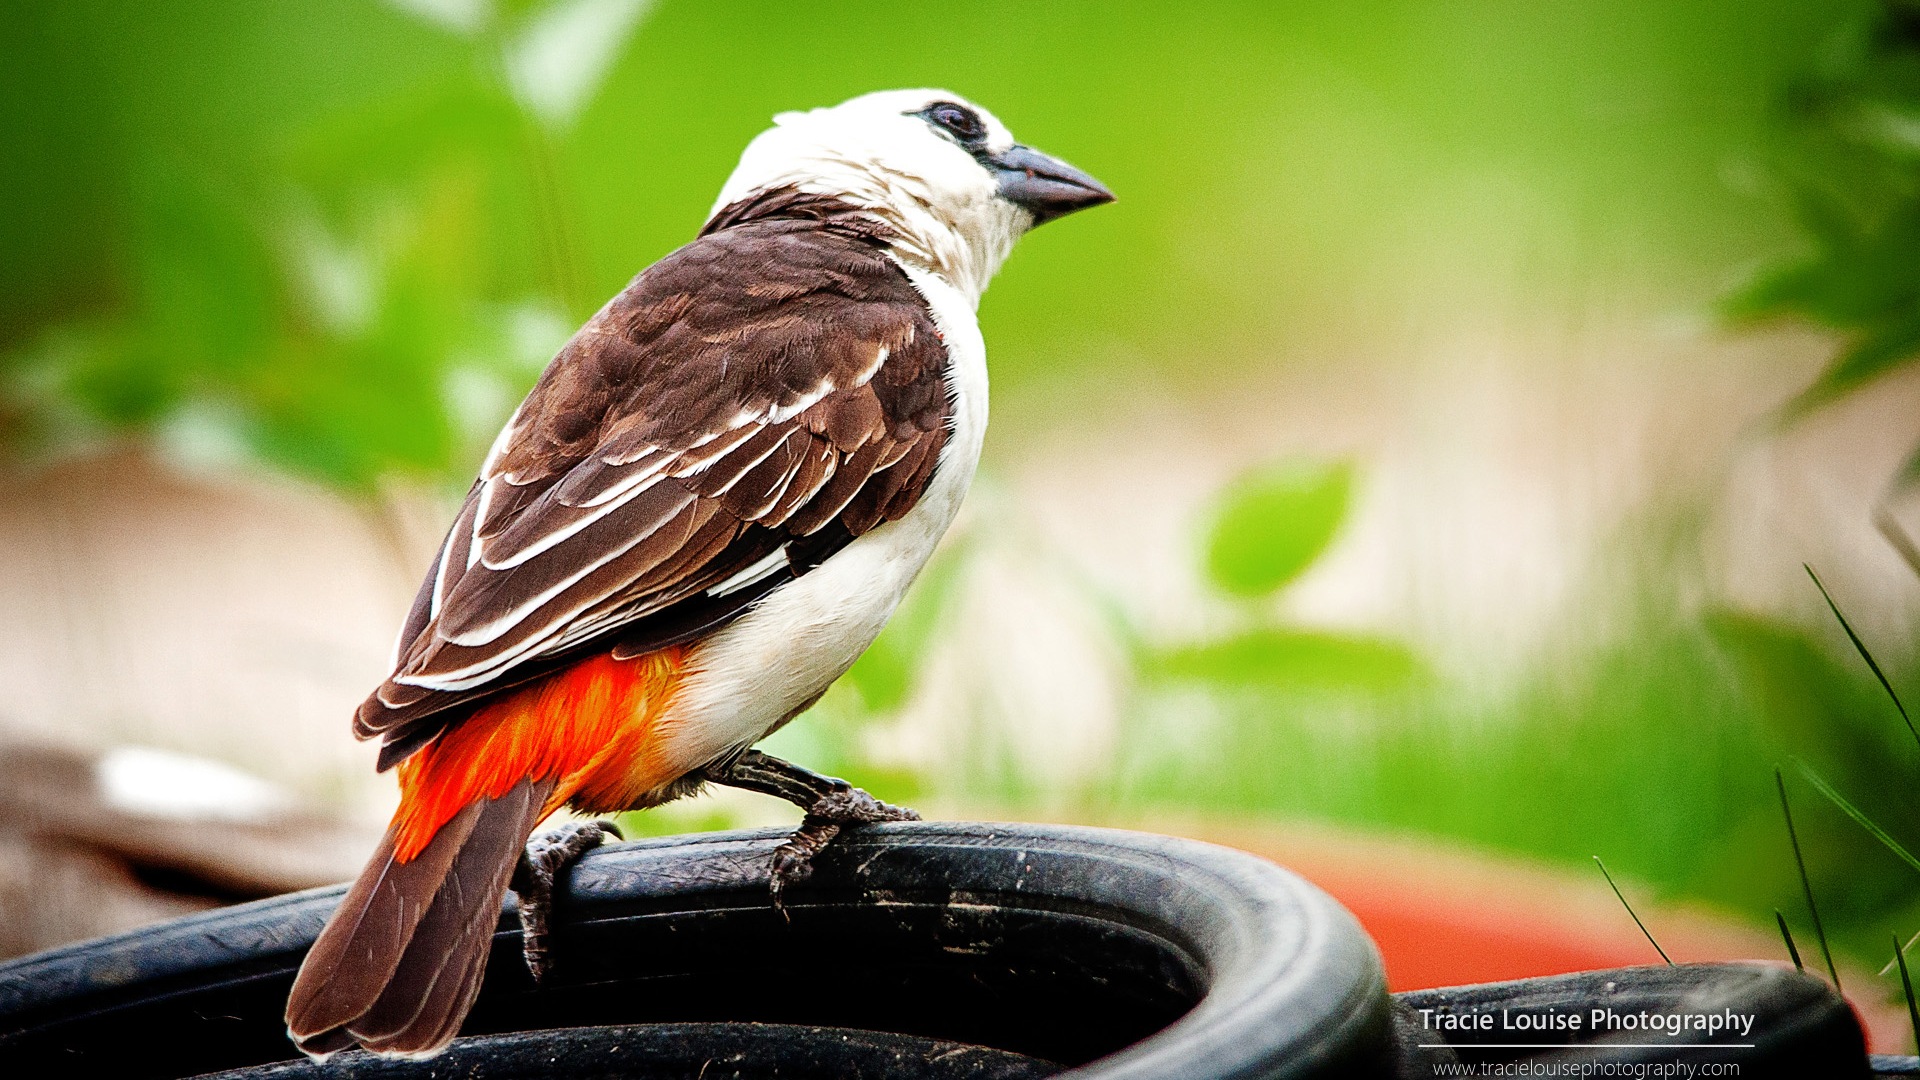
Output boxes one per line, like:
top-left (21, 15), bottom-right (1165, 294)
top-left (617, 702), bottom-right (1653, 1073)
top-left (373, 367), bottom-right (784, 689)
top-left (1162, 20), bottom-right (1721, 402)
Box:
top-left (1416, 1044), bottom-right (1757, 1050)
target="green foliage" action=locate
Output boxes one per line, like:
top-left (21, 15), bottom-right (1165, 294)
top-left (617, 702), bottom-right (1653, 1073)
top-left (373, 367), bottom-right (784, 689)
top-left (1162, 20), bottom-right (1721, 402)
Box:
top-left (1730, 1), bottom-right (1920, 427)
top-left (1204, 459), bottom-right (1353, 599)
top-left (1111, 478), bottom-right (1920, 975)
top-left (1726, 564), bottom-right (1920, 994)
top-left (0, 0), bottom-right (1870, 491)
top-left (1137, 459), bottom-right (1421, 700)
top-left (1709, 608), bottom-right (1920, 843)
top-left (1115, 591), bottom-right (1785, 895)
top-left (0, 4), bottom-right (571, 491)
top-left (1144, 629), bottom-right (1418, 693)
top-left (1708, 602), bottom-right (1920, 972)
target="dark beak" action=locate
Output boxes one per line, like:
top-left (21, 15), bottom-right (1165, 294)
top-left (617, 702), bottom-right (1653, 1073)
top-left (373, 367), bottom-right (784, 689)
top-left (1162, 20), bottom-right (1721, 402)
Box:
top-left (988, 145), bottom-right (1114, 226)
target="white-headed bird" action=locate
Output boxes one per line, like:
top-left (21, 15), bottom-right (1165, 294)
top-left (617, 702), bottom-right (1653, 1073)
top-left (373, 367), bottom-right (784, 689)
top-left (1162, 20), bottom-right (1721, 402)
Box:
top-left (285, 89), bottom-right (1111, 1059)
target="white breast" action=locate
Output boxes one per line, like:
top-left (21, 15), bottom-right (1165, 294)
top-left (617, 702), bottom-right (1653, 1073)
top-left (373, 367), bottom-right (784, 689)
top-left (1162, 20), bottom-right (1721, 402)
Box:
top-left (647, 263), bottom-right (987, 777)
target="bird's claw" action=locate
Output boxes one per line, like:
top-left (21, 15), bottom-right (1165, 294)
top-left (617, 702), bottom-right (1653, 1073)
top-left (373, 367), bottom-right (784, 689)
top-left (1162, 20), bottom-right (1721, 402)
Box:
top-left (767, 785), bottom-right (918, 913)
top-left (809, 784), bottom-right (921, 825)
top-left (510, 819), bottom-right (621, 984)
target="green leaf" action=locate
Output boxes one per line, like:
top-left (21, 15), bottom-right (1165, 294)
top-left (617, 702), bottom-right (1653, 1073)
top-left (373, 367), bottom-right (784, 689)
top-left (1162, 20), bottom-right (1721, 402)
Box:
top-left (1721, 260), bottom-right (1827, 325)
top-left (1204, 458), bottom-right (1353, 598)
top-left (1142, 628), bottom-right (1421, 692)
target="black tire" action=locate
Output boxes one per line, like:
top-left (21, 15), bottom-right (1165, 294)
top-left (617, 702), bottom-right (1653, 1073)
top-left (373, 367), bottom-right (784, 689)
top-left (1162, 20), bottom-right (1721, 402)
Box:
top-left (0, 822), bottom-right (1394, 1079)
top-left (196, 1023), bottom-right (1060, 1079)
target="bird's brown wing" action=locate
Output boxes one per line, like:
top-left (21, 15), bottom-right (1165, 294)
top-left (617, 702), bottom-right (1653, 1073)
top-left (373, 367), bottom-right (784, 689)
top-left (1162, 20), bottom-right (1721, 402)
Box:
top-left (358, 204), bottom-right (951, 769)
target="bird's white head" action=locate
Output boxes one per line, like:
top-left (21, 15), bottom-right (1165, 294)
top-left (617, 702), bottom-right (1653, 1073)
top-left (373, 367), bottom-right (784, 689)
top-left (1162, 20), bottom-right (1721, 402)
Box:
top-left (710, 89), bottom-right (1113, 306)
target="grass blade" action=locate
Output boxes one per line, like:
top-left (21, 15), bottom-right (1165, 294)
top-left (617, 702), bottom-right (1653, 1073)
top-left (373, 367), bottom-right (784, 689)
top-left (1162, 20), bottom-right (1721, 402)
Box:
top-left (1777, 767), bottom-right (1841, 991)
top-left (1882, 930), bottom-right (1920, 978)
top-left (1805, 563), bottom-right (1920, 754)
top-left (1776, 910), bottom-right (1804, 971)
top-left (1593, 856), bottom-right (1672, 965)
top-left (1793, 758), bottom-right (1920, 876)
top-left (1901, 933), bottom-right (1920, 1055)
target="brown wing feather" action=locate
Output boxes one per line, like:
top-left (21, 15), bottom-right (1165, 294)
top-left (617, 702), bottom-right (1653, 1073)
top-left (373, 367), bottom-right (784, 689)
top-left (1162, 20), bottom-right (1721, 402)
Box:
top-left (355, 194), bottom-right (951, 765)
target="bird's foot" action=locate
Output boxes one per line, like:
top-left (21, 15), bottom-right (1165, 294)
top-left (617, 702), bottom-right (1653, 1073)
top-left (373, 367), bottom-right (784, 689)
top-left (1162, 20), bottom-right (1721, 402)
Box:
top-left (768, 784), bottom-right (920, 907)
top-left (509, 819), bottom-right (622, 984)
top-left (700, 749), bottom-right (920, 909)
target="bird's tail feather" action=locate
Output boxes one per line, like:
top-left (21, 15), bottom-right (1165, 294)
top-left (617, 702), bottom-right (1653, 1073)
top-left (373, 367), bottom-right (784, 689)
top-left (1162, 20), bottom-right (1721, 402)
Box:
top-left (285, 777), bottom-right (554, 1059)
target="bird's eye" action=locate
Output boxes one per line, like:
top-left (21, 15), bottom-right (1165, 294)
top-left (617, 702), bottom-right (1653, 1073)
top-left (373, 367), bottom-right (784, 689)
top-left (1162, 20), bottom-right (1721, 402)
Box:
top-left (924, 103), bottom-right (987, 145)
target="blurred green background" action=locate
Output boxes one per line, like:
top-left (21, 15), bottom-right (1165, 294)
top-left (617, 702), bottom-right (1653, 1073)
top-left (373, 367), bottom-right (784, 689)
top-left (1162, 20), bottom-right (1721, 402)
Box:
top-left (2, 0), bottom-right (1861, 477)
top-left (7, 0), bottom-right (1920, 1013)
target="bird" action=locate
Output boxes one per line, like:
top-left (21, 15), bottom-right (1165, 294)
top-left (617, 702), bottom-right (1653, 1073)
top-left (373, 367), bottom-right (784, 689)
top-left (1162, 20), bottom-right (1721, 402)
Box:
top-left (282, 89), bottom-right (1111, 1059)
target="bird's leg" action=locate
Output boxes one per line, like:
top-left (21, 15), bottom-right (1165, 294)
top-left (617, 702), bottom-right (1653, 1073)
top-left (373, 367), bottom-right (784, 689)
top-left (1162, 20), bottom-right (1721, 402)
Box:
top-left (703, 749), bottom-right (919, 903)
top-left (509, 819), bottom-right (622, 984)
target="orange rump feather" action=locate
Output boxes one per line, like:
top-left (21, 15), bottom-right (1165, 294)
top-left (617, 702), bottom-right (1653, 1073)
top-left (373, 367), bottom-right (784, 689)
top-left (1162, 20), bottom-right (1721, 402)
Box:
top-left (390, 646), bottom-right (686, 863)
